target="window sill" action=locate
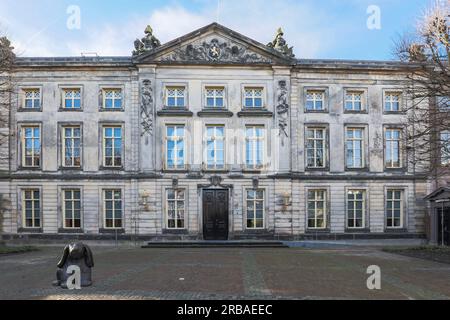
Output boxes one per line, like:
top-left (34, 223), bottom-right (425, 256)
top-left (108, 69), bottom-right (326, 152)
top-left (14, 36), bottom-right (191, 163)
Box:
top-left (305, 229), bottom-right (330, 234)
top-left (18, 228), bottom-right (42, 234)
top-left (162, 229), bottom-right (189, 235)
top-left (99, 228), bottom-right (125, 234)
top-left (345, 167), bottom-right (369, 172)
top-left (304, 110), bottom-right (328, 114)
top-left (58, 108), bottom-right (84, 112)
top-left (157, 109), bottom-right (193, 117)
top-left (385, 228), bottom-right (408, 233)
top-left (345, 228), bottom-right (370, 233)
top-left (237, 110), bottom-right (273, 118)
top-left (344, 110), bottom-right (368, 114)
top-left (305, 167), bottom-right (329, 172)
top-left (383, 111), bottom-right (406, 115)
top-left (18, 108), bottom-right (42, 113)
top-left (197, 109), bottom-right (233, 117)
top-left (18, 167), bottom-right (42, 171)
top-left (163, 169), bottom-right (189, 174)
top-left (99, 108), bottom-right (125, 112)
top-left (58, 228), bottom-right (84, 234)
top-left (59, 167), bottom-right (83, 171)
top-left (99, 166), bottom-right (124, 171)
top-left (384, 168), bottom-right (407, 173)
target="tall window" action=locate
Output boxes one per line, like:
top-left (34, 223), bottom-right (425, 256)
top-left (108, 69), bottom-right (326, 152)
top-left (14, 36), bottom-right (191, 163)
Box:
top-left (104, 190), bottom-right (122, 229)
top-left (166, 125), bottom-right (185, 169)
top-left (62, 126), bottom-right (81, 167)
top-left (167, 189), bottom-right (185, 229)
top-left (206, 126), bottom-right (225, 170)
top-left (244, 88), bottom-right (263, 108)
top-left (246, 189), bottom-right (264, 229)
top-left (205, 87), bottom-right (224, 108)
top-left (306, 128), bottom-right (326, 168)
top-left (24, 89), bottom-right (41, 109)
top-left (346, 128), bottom-right (364, 168)
top-left (306, 90), bottom-right (324, 111)
top-left (385, 129), bottom-right (402, 168)
top-left (22, 126), bottom-right (41, 168)
top-left (386, 190), bottom-right (403, 228)
top-left (103, 89), bottom-right (122, 109)
top-left (345, 91), bottom-right (363, 111)
top-left (63, 89), bottom-right (81, 109)
top-left (22, 189), bottom-right (40, 228)
top-left (441, 131), bottom-right (450, 165)
top-left (347, 190), bottom-right (365, 229)
top-left (166, 87), bottom-right (186, 107)
top-left (103, 126), bottom-right (122, 167)
top-left (385, 92), bottom-right (401, 112)
top-left (308, 190), bottom-right (327, 229)
top-left (63, 189), bottom-right (81, 229)
top-left (245, 126), bottom-right (264, 169)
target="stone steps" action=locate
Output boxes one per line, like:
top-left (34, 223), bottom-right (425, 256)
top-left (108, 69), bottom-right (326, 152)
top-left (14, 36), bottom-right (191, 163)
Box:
top-left (141, 241), bottom-right (289, 248)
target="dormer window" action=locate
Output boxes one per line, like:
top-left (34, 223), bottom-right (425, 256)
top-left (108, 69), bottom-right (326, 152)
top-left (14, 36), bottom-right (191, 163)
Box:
top-left (244, 88), bottom-right (263, 108)
top-left (166, 86), bottom-right (186, 108)
top-left (205, 87), bottom-right (225, 108)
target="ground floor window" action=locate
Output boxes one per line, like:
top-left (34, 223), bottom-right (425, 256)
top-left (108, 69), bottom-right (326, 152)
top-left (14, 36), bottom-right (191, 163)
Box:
top-left (308, 189), bottom-right (327, 229)
top-left (22, 189), bottom-right (41, 228)
top-left (167, 189), bottom-right (185, 229)
top-left (104, 190), bottom-right (122, 229)
top-left (386, 189), bottom-right (403, 228)
top-left (246, 189), bottom-right (264, 229)
top-left (63, 189), bottom-right (81, 229)
top-left (347, 190), bottom-right (366, 229)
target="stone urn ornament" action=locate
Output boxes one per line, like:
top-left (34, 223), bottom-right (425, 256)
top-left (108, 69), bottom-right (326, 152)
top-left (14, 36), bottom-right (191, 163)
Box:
top-left (53, 242), bottom-right (94, 289)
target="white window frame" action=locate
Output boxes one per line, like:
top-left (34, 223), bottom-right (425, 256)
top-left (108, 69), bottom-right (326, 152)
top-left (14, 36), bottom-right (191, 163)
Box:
top-left (165, 86), bottom-right (186, 108)
top-left (347, 190), bottom-right (366, 229)
top-left (306, 127), bottom-right (327, 169)
top-left (102, 88), bottom-right (123, 110)
top-left (22, 189), bottom-right (41, 228)
top-left (62, 88), bottom-right (82, 109)
top-left (63, 189), bottom-right (82, 229)
top-left (441, 131), bottom-right (450, 165)
top-left (102, 126), bottom-right (123, 168)
top-left (245, 189), bottom-right (265, 230)
top-left (103, 189), bottom-right (123, 229)
top-left (245, 125), bottom-right (265, 169)
top-left (166, 188), bottom-right (186, 230)
top-left (385, 128), bottom-right (402, 169)
top-left (165, 125), bottom-right (186, 170)
top-left (345, 91), bottom-right (364, 111)
top-left (346, 127), bottom-right (365, 169)
top-left (205, 87), bottom-right (225, 108)
top-left (307, 189), bottom-right (327, 230)
top-left (23, 88), bottom-right (41, 109)
top-left (21, 125), bottom-right (41, 168)
top-left (205, 125), bottom-right (225, 170)
top-left (384, 92), bottom-right (402, 112)
top-left (62, 126), bottom-right (82, 168)
top-left (243, 87), bottom-right (264, 108)
top-left (386, 189), bottom-right (404, 229)
top-left (305, 90), bottom-right (325, 111)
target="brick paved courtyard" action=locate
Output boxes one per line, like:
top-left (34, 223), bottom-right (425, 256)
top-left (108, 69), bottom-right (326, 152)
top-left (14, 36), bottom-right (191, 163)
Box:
top-left (1, 245), bottom-right (450, 300)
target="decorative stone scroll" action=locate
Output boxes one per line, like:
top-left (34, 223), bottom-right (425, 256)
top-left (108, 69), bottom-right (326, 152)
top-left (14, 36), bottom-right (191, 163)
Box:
top-left (159, 38), bottom-right (272, 64)
top-left (276, 80), bottom-right (289, 145)
top-left (141, 79), bottom-right (154, 140)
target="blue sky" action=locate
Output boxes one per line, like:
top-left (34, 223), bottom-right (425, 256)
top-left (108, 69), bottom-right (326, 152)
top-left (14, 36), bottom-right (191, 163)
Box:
top-left (0, 0), bottom-right (431, 60)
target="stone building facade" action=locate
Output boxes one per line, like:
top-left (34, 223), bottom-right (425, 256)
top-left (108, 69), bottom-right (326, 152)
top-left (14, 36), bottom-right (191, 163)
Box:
top-left (0, 23), bottom-right (429, 241)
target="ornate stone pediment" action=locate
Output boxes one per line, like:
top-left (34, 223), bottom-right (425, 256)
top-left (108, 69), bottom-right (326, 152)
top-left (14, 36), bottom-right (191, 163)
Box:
top-left (156, 36), bottom-right (273, 64)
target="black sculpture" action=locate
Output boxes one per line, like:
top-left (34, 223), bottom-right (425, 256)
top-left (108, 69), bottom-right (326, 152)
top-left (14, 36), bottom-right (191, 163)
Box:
top-left (53, 242), bottom-right (94, 288)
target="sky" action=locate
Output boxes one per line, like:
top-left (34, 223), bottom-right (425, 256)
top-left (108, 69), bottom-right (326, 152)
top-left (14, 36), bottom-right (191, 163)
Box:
top-left (0, 0), bottom-right (435, 60)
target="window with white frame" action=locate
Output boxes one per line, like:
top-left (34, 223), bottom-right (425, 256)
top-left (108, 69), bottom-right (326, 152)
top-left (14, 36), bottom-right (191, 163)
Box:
top-left (62, 126), bottom-right (81, 167)
top-left (166, 189), bottom-right (185, 229)
top-left (347, 190), bottom-right (366, 229)
top-left (244, 87), bottom-right (263, 108)
top-left (437, 96), bottom-right (450, 110)
top-left (386, 189), bottom-right (403, 228)
top-left (104, 190), bottom-right (122, 229)
top-left (245, 126), bottom-right (264, 169)
top-left (385, 92), bottom-right (401, 112)
top-left (22, 126), bottom-right (41, 168)
top-left (166, 125), bottom-right (185, 170)
top-left (22, 189), bottom-right (40, 228)
top-left (166, 86), bottom-right (186, 107)
top-left (345, 91), bottom-right (363, 111)
top-left (63, 89), bottom-right (81, 109)
top-left (63, 189), bottom-right (81, 229)
top-left (23, 89), bottom-right (41, 109)
top-left (103, 126), bottom-right (122, 167)
top-left (346, 128), bottom-right (365, 168)
top-left (205, 87), bottom-right (225, 108)
top-left (385, 128), bottom-right (402, 168)
top-left (103, 89), bottom-right (122, 109)
top-left (246, 189), bottom-right (264, 229)
top-left (306, 128), bottom-right (326, 168)
top-left (306, 90), bottom-right (325, 111)
top-left (307, 190), bottom-right (327, 229)
top-left (206, 126), bottom-right (225, 170)
top-left (441, 131), bottom-right (450, 165)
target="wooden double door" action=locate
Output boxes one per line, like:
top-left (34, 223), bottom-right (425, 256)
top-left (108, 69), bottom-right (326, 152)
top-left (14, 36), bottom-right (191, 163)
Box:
top-left (203, 189), bottom-right (229, 240)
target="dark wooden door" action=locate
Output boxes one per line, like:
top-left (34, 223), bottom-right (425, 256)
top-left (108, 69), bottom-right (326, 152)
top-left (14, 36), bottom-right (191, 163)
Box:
top-left (203, 189), bottom-right (229, 240)
top-left (438, 209), bottom-right (450, 246)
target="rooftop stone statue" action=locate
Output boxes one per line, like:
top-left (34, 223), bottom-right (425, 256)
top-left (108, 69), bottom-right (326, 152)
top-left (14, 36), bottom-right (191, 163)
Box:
top-left (133, 25), bottom-right (161, 56)
top-left (267, 28), bottom-right (295, 58)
